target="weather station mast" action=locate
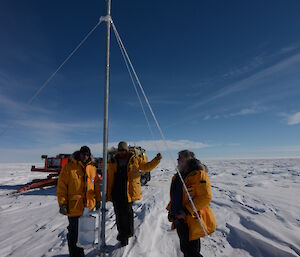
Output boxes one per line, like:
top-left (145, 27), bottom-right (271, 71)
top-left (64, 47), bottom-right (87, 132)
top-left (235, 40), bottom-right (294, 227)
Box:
top-left (99, 0), bottom-right (112, 256)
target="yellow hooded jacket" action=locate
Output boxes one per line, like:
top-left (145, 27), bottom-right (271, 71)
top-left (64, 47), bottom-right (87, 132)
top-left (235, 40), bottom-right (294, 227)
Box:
top-left (107, 153), bottom-right (160, 203)
top-left (167, 167), bottom-right (217, 240)
top-left (57, 155), bottom-right (101, 217)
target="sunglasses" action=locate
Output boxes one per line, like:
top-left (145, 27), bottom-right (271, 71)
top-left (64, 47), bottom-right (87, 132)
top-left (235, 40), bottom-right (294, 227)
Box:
top-left (81, 152), bottom-right (90, 157)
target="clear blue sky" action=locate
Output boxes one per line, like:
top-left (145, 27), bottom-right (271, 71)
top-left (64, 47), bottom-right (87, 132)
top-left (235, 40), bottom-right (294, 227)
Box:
top-left (0, 0), bottom-right (300, 162)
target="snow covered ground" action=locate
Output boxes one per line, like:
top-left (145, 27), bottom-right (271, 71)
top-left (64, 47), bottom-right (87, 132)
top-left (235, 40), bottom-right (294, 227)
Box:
top-left (0, 159), bottom-right (300, 257)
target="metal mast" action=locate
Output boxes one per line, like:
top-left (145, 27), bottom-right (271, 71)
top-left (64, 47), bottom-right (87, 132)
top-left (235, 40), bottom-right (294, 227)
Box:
top-left (99, 0), bottom-right (112, 255)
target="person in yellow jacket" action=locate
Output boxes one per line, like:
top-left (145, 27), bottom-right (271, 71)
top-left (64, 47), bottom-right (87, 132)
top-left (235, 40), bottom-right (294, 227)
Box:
top-left (57, 146), bottom-right (101, 257)
top-left (107, 141), bottom-right (162, 246)
top-left (167, 150), bottom-right (217, 257)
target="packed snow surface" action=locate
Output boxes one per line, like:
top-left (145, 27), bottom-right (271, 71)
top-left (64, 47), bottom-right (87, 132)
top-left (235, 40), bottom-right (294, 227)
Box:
top-left (0, 159), bottom-right (300, 257)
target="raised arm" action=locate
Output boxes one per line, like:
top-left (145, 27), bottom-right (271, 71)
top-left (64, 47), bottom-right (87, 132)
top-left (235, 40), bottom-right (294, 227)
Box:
top-left (139, 153), bottom-right (161, 172)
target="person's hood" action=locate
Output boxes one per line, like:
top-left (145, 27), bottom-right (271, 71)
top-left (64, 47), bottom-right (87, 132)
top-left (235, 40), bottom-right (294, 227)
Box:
top-left (72, 150), bottom-right (95, 165)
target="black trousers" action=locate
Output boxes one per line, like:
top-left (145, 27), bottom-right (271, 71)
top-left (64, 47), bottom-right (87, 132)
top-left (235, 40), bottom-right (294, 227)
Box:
top-left (174, 219), bottom-right (203, 257)
top-left (67, 217), bottom-right (85, 257)
top-left (113, 201), bottom-right (134, 240)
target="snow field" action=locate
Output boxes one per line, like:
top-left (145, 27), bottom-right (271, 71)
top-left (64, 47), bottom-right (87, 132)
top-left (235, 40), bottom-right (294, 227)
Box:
top-left (0, 159), bottom-right (300, 256)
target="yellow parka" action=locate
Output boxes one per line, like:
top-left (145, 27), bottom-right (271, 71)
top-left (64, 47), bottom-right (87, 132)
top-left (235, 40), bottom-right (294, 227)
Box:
top-left (167, 167), bottom-right (217, 240)
top-left (107, 154), bottom-right (160, 203)
top-left (57, 155), bottom-right (101, 217)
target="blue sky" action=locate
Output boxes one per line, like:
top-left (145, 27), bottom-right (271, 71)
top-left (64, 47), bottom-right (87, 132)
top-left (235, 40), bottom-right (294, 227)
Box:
top-left (0, 0), bottom-right (300, 162)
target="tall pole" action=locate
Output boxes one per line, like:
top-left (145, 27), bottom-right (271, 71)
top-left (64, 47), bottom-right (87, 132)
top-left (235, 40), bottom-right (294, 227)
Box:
top-left (100, 0), bottom-right (112, 255)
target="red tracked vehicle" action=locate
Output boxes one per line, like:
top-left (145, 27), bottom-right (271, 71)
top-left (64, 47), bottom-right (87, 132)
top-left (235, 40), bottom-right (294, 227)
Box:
top-left (17, 154), bottom-right (73, 193)
top-left (17, 146), bottom-right (151, 193)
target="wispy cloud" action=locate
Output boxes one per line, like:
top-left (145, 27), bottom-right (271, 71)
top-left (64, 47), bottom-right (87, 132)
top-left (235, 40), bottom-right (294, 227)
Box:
top-left (185, 54), bottom-right (267, 99)
top-left (0, 89), bottom-right (52, 118)
top-left (280, 44), bottom-right (298, 54)
top-left (230, 108), bottom-right (258, 116)
top-left (222, 54), bottom-right (265, 79)
top-left (279, 112), bottom-right (300, 126)
top-left (227, 43), bottom-right (300, 78)
top-left (287, 112), bottom-right (300, 125)
top-left (8, 117), bottom-right (102, 146)
top-left (191, 52), bottom-right (300, 109)
top-left (0, 71), bottom-right (24, 113)
top-left (16, 119), bottom-right (100, 132)
top-left (203, 104), bottom-right (266, 120)
top-left (0, 93), bottom-right (22, 113)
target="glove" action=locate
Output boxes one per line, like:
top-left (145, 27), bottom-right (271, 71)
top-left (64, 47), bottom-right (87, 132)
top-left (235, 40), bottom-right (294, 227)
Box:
top-left (168, 212), bottom-right (175, 222)
top-left (96, 201), bottom-right (101, 210)
top-left (59, 204), bottom-right (68, 215)
top-left (155, 153), bottom-right (162, 160)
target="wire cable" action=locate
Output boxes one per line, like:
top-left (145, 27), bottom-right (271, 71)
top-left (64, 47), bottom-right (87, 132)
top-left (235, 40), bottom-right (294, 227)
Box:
top-left (111, 19), bottom-right (217, 256)
top-left (112, 23), bottom-right (159, 152)
top-left (0, 19), bottom-right (103, 139)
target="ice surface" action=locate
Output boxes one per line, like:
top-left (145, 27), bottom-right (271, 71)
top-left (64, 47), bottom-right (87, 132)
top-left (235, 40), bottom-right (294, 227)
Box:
top-left (0, 159), bottom-right (299, 256)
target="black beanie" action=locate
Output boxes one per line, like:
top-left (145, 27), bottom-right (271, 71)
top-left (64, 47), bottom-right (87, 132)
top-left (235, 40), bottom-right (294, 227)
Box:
top-left (80, 146), bottom-right (91, 155)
